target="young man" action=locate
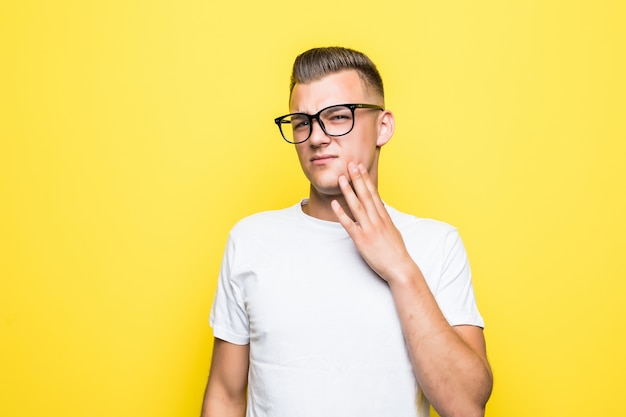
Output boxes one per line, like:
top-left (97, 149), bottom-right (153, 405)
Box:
top-left (201, 47), bottom-right (492, 417)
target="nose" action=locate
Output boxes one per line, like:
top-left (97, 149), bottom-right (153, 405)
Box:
top-left (308, 118), bottom-right (331, 147)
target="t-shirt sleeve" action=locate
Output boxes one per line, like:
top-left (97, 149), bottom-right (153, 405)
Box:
top-left (434, 229), bottom-right (485, 328)
top-left (209, 235), bottom-right (250, 345)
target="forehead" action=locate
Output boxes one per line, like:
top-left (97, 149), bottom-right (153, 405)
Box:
top-left (289, 70), bottom-right (374, 113)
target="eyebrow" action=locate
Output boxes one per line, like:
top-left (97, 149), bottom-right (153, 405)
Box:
top-left (292, 104), bottom-right (349, 116)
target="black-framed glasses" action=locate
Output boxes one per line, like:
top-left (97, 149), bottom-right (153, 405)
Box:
top-left (274, 103), bottom-right (384, 144)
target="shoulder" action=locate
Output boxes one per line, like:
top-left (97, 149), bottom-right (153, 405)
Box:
top-left (229, 203), bottom-right (301, 239)
top-left (387, 205), bottom-right (458, 239)
top-left (386, 206), bottom-right (466, 264)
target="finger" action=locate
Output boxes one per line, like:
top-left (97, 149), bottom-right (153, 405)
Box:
top-left (357, 164), bottom-right (388, 219)
top-left (346, 162), bottom-right (377, 217)
top-left (338, 173), bottom-right (368, 225)
top-left (340, 169), bottom-right (374, 229)
top-left (331, 199), bottom-right (360, 235)
top-left (349, 163), bottom-right (387, 224)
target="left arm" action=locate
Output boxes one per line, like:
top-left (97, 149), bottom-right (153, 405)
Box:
top-left (331, 163), bottom-right (493, 417)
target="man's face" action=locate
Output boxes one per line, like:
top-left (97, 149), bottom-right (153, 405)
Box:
top-left (289, 70), bottom-right (389, 198)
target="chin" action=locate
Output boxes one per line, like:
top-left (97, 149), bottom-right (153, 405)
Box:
top-left (310, 182), bottom-right (343, 198)
top-left (309, 168), bottom-right (345, 184)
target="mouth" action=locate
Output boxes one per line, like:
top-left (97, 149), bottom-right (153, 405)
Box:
top-left (310, 154), bottom-right (337, 164)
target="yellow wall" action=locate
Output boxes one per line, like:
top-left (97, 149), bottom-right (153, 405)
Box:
top-left (1, 1), bottom-right (624, 416)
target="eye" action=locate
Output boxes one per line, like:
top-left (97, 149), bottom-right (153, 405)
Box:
top-left (323, 107), bottom-right (353, 124)
top-left (290, 116), bottom-right (310, 131)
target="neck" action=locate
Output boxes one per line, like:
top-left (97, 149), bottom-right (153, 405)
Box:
top-left (302, 188), bottom-right (351, 222)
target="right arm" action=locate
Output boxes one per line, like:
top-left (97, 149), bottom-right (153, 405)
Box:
top-left (200, 338), bottom-right (250, 417)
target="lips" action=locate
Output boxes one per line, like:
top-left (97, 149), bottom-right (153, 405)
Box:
top-left (310, 154), bottom-right (337, 163)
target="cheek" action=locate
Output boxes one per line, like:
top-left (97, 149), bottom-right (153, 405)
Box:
top-left (343, 137), bottom-right (376, 164)
top-left (294, 145), bottom-right (305, 160)
top-left (294, 145), bottom-right (310, 169)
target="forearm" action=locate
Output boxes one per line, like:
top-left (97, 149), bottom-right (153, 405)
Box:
top-left (200, 393), bottom-right (246, 417)
top-left (388, 263), bottom-right (492, 417)
top-left (331, 163), bottom-right (492, 414)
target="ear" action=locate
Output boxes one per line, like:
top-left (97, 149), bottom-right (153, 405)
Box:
top-left (376, 110), bottom-right (395, 147)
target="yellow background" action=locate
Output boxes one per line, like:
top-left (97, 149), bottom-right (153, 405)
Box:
top-left (1, 1), bottom-right (625, 416)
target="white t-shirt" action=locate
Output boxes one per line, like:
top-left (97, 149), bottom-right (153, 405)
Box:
top-left (210, 201), bottom-right (484, 417)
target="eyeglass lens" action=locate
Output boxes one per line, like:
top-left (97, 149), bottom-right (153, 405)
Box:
top-left (280, 105), bottom-right (355, 144)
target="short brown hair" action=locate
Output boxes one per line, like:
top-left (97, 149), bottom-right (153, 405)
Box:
top-left (289, 47), bottom-right (384, 100)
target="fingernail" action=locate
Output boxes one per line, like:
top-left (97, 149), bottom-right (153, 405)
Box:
top-left (358, 164), bottom-right (367, 173)
top-left (348, 162), bottom-right (358, 173)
